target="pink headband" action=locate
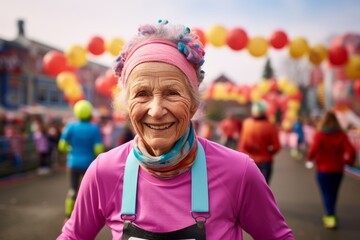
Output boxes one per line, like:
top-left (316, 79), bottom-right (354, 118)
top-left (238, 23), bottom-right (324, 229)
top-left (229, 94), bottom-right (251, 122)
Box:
top-left (121, 39), bottom-right (198, 89)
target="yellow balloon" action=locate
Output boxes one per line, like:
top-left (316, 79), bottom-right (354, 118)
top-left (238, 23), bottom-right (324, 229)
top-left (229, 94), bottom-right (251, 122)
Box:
top-left (250, 89), bottom-right (262, 102)
top-left (236, 95), bottom-right (247, 105)
top-left (247, 36), bottom-right (268, 57)
top-left (285, 109), bottom-right (298, 121)
top-left (56, 71), bottom-right (78, 90)
top-left (277, 77), bottom-right (290, 91)
top-left (308, 44), bottom-right (328, 65)
top-left (287, 100), bottom-right (301, 111)
top-left (64, 84), bottom-right (83, 100)
top-left (66, 45), bottom-right (88, 67)
top-left (289, 37), bottom-right (309, 59)
top-left (257, 80), bottom-right (271, 94)
top-left (212, 83), bottom-right (226, 100)
top-left (106, 37), bottom-right (125, 56)
top-left (229, 90), bottom-right (238, 101)
top-left (345, 55), bottom-right (360, 79)
top-left (206, 25), bottom-right (227, 47)
top-left (283, 83), bottom-right (298, 96)
top-left (281, 119), bottom-right (293, 131)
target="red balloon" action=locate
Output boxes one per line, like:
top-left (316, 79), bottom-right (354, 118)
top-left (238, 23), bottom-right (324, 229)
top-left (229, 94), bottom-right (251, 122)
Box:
top-left (353, 79), bottom-right (360, 98)
top-left (269, 30), bottom-right (288, 49)
top-left (207, 83), bottom-right (216, 98)
top-left (95, 76), bottom-right (114, 97)
top-left (277, 94), bottom-right (289, 111)
top-left (105, 68), bottom-right (118, 86)
top-left (87, 36), bottom-right (105, 55)
top-left (269, 78), bottom-right (279, 92)
top-left (226, 27), bottom-right (248, 51)
top-left (225, 83), bottom-right (234, 93)
top-left (328, 45), bottom-right (348, 66)
top-left (42, 51), bottom-right (68, 76)
top-left (191, 28), bottom-right (206, 47)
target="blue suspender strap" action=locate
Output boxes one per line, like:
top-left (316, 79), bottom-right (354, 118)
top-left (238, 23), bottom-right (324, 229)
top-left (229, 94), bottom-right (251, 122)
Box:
top-left (191, 142), bottom-right (209, 213)
top-left (121, 149), bottom-right (139, 217)
top-left (121, 141), bottom-right (209, 220)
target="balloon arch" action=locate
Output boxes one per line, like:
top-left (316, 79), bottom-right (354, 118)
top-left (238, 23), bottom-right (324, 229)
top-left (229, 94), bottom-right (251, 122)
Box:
top-left (42, 25), bottom-right (360, 128)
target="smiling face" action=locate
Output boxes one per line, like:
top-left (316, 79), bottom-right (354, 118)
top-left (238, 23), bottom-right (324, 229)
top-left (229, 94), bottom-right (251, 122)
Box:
top-left (127, 62), bottom-right (198, 156)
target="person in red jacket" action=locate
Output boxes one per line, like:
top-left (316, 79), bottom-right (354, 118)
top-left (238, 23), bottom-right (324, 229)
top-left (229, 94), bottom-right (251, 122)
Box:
top-left (306, 110), bottom-right (356, 229)
top-left (218, 112), bottom-right (241, 150)
top-left (238, 101), bottom-right (281, 184)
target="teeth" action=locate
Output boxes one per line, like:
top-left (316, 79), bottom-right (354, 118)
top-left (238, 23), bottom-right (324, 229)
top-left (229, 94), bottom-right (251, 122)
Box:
top-left (146, 123), bottom-right (172, 130)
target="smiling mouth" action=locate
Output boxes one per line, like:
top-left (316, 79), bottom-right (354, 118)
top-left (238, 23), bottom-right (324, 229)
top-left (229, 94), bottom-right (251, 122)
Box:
top-left (145, 123), bottom-right (174, 130)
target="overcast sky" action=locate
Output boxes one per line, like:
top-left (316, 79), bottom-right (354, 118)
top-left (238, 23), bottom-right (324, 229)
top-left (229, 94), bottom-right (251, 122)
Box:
top-left (1, 0), bottom-right (360, 87)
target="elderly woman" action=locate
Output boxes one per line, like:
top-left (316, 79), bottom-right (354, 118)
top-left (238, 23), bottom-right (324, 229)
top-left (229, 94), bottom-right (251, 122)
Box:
top-left (57, 20), bottom-right (294, 240)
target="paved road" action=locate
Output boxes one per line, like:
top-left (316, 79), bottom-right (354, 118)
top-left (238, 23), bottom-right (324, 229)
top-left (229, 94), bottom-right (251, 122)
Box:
top-left (0, 149), bottom-right (359, 240)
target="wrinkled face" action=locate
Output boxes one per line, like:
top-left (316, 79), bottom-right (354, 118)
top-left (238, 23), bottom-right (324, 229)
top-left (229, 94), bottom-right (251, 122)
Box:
top-left (127, 62), bottom-right (197, 156)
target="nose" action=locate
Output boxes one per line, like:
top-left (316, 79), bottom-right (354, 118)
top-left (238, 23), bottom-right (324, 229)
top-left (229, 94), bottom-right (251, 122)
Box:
top-left (148, 96), bottom-right (166, 117)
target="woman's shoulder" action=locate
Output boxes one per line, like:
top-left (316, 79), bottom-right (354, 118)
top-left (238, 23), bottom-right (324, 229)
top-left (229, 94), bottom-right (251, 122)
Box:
top-left (91, 141), bottom-right (133, 179)
top-left (198, 137), bottom-right (262, 186)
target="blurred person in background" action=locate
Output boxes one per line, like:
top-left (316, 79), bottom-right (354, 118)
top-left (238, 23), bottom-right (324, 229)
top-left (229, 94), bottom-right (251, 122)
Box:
top-left (8, 123), bottom-right (25, 169)
top-left (118, 120), bottom-right (135, 145)
top-left (33, 119), bottom-right (51, 175)
top-left (306, 110), bottom-right (356, 229)
top-left (57, 20), bottom-right (294, 240)
top-left (58, 100), bottom-right (105, 221)
top-left (47, 119), bottom-right (61, 168)
top-left (218, 112), bottom-right (241, 150)
top-left (290, 116), bottom-right (305, 160)
top-left (238, 101), bottom-right (281, 184)
top-left (198, 118), bottom-right (213, 140)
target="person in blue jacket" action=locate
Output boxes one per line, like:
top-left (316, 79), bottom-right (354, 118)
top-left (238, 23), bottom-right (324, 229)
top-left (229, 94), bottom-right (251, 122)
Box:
top-left (58, 100), bottom-right (105, 219)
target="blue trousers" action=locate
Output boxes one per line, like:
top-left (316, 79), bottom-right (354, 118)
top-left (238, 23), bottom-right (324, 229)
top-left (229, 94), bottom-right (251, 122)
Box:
top-left (256, 161), bottom-right (273, 184)
top-left (316, 172), bottom-right (343, 216)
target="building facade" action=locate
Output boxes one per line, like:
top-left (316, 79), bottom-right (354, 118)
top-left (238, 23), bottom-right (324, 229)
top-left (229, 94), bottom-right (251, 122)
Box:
top-left (0, 20), bottom-right (111, 119)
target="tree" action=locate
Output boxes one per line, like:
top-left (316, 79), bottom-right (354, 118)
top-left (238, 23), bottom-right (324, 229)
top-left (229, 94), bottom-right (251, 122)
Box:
top-left (262, 57), bottom-right (275, 80)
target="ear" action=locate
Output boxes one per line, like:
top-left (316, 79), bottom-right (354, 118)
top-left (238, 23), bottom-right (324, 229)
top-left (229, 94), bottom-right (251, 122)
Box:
top-left (190, 103), bottom-right (199, 119)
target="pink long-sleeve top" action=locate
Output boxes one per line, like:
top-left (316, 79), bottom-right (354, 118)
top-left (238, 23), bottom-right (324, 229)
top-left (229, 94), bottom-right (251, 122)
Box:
top-left (57, 137), bottom-right (294, 240)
